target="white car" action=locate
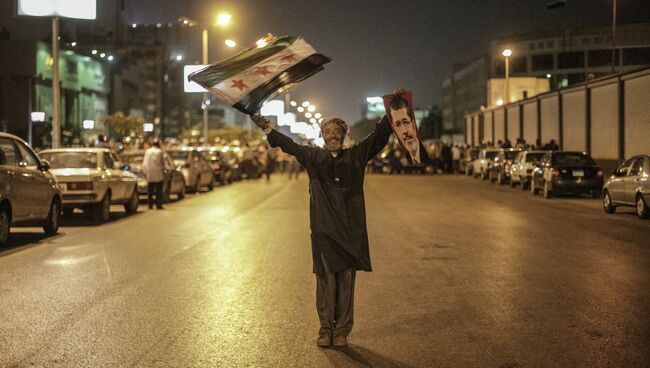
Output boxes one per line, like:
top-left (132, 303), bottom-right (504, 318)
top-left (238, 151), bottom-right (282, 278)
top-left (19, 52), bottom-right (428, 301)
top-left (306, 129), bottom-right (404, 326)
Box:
top-left (39, 148), bottom-right (139, 222)
top-left (472, 148), bottom-right (499, 180)
top-left (510, 150), bottom-right (546, 189)
top-left (167, 148), bottom-right (214, 193)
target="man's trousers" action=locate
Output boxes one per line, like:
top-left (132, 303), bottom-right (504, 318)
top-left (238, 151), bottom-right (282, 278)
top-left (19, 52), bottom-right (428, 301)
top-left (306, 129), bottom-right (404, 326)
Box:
top-left (147, 181), bottom-right (163, 209)
top-left (315, 268), bottom-right (356, 337)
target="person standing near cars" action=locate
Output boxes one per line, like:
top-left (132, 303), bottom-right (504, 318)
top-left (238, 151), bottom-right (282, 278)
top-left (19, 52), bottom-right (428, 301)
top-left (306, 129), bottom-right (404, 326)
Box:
top-left (143, 140), bottom-right (165, 210)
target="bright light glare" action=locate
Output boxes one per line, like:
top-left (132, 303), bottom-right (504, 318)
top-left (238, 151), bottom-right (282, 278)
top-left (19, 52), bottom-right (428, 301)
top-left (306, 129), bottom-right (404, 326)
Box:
top-left (175, 54), bottom-right (183, 61)
top-left (307, 105), bottom-right (316, 112)
top-left (99, 52), bottom-right (106, 58)
top-left (297, 107), bottom-right (305, 112)
top-left (216, 12), bottom-right (232, 27)
top-left (302, 101), bottom-right (310, 107)
top-left (82, 120), bottom-right (94, 129)
top-left (314, 113), bottom-right (321, 119)
top-left (17, 0), bottom-right (97, 19)
top-left (225, 39), bottom-right (237, 48)
top-left (496, 99), bottom-right (504, 106)
top-left (290, 101), bottom-right (297, 107)
top-left (546, 73), bottom-right (552, 78)
top-left (305, 112), bottom-right (312, 118)
top-left (31, 112), bottom-right (45, 122)
top-left (107, 55), bottom-right (114, 61)
top-left (310, 118), bottom-right (317, 124)
top-left (502, 49), bottom-right (512, 57)
top-left (143, 123), bottom-right (154, 132)
top-left (70, 42), bottom-right (77, 47)
top-left (91, 49), bottom-right (97, 55)
top-left (132, 23), bottom-right (137, 28)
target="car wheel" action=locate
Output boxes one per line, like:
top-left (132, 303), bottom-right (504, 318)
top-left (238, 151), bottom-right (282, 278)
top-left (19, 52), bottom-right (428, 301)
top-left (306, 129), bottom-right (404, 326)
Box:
top-left (0, 207), bottom-right (10, 246)
top-left (43, 199), bottom-right (61, 235)
top-left (603, 191), bottom-right (616, 214)
top-left (636, 194), bottom-right (649, 219)
top-left (124, 188), bottom-right (139, 214)
top-left (94, 192), bottom-right (111, 223)
top-left (178, 184), bottom-right (186, 200)
top-left (543, 180), bottom-right (552, 199)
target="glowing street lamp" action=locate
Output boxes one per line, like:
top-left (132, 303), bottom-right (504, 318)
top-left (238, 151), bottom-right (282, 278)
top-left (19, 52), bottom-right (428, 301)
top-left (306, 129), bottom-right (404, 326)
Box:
top-left (302, 101), bottom-right (310, 108)
top-left (225, 39), bottom-right (237, 48)
top-left (502, 48), bottom-right (512, 104)
top-left (307, 105), bottom-right (316, 112)
top-left (215, 12), bottom-right (232, 27)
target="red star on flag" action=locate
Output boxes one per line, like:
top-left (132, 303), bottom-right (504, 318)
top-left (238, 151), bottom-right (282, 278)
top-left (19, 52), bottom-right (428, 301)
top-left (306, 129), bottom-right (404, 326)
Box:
top-left (254, 66), bottom-right (272, 76)
top-left (230, 79), bottom-right (248, 91)
top-left (281, 54), bottom-right (297, 62)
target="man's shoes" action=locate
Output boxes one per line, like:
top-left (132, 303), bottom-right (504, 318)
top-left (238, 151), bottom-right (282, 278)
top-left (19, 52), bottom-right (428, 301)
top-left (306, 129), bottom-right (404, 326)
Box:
top-left (332, 335), bottom-right (347, 347)
top-left (316, 334), bottom-right (331, 347)
top-left (156, 206), bottom-right (164, 210)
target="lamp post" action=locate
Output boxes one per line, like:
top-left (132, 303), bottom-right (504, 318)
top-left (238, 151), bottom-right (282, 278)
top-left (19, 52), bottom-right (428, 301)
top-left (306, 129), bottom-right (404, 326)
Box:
top-left (502, 49), bottom-right (512, 104)
top-left (180, 13), bottom-right (232, 144)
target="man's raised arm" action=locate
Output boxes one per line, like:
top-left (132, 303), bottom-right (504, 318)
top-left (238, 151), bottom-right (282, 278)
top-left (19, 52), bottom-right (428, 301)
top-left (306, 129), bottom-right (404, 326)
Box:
top-left (250, 114), bottom-right (313, 166)
top-left (353, 114), bottom-right (392, 164)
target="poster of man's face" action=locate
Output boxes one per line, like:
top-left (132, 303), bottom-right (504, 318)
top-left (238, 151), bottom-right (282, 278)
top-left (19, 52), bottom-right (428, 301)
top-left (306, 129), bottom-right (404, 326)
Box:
top-left (383, 91), bottom-right (422, 165)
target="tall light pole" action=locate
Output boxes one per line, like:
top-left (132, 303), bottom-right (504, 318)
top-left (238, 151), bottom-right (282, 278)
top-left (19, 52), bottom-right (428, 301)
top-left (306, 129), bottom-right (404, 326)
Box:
top-left (502, 49), bottom-right (512, 104)
top-left (202, 28), bottom-right (209, 144)
top-left (52, 17), bottom-right (61, 148)
top-left (611, 0), bottom-right (617, 73)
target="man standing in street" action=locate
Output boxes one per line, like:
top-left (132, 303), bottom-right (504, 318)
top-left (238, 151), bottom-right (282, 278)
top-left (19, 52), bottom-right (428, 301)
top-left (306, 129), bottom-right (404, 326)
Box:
top-left (250, 95), bottom-right (394, 347)
top-left (142, 140), bottom-right (165, 210)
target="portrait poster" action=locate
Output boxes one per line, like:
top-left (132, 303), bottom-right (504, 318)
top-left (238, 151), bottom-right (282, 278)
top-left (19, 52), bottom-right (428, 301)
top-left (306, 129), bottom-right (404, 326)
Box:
top-left (383, 91), bottom-right (431, 166)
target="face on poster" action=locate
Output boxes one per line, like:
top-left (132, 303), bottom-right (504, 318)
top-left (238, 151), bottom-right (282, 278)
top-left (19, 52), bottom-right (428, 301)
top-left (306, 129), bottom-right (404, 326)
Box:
top-left (383, 91), bottom-right (422, 164)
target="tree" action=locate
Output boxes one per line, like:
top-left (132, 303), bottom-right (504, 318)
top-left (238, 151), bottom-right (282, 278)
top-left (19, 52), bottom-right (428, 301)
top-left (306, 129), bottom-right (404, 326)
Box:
top-left (103, 112), bottom-right (145, 141)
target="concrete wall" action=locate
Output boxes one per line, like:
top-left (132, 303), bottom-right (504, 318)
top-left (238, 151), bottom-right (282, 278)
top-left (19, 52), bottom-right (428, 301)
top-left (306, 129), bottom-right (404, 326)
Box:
top-left (465, 67), bottom-right (650, 167)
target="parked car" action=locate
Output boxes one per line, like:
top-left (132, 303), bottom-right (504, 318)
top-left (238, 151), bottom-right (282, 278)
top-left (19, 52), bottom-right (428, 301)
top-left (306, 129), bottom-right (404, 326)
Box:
top-left (510, 150), bottom-right (546, 189)
top-left (462, 147), bottom-right (479, 176)
top-left (199, 148), bottom-right (233, 185)
top-left (39, 148), bottom-right (139, 222)
top-left (488, 148), bottom-right (521, 184)
top-left (602, 154), bottom-right (649, 219)
top-left (121, 150), bottom-right (186, 202)
top-left (167, 148), bottom-right (214, 192)
top-left (530, 151), bottom-right (603, 199)
top-left (472, 148), bottom-right (499, 180)
top-left (0, 133), bottom-right (62, 246)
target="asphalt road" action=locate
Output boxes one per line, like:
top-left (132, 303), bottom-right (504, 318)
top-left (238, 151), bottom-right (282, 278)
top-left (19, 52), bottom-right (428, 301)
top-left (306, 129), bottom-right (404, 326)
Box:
top-left (1, 174), bottom-right (649, 368)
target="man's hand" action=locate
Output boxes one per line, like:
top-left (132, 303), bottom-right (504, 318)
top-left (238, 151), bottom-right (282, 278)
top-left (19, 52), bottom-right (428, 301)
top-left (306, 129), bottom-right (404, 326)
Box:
top-left (250, 114), bottom-right (270, 130)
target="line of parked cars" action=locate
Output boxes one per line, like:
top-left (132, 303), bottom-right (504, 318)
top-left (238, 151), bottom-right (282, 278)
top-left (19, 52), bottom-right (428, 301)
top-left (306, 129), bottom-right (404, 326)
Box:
top-left (466, 147), bottom-right (649, 219)
top-left (0, 131), bottom-right (251, 247)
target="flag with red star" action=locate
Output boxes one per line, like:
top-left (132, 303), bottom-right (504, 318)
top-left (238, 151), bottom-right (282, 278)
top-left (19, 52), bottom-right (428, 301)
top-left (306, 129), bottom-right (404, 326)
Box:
top-left (188, 34), bottom-right (331, 114)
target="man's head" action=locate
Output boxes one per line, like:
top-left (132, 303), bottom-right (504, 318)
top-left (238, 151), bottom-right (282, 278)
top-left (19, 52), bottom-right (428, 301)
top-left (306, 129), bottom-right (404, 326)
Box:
top-left (320, 118), bottom-right (347, 153)
top-left (388, 94), bottom-right (418, 153)
top-left (152, 139), bottom-right (160, 148)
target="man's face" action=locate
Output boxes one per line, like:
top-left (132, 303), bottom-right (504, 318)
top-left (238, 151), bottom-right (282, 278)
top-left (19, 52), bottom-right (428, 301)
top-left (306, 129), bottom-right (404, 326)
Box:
top-left (390, 107), bottom-right (418, 152)
top-left (322, 124), bottom-right (345, 152)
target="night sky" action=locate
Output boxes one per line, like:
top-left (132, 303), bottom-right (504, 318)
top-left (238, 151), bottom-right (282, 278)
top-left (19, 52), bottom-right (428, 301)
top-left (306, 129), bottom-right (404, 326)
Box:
top-left (3, 0), bottom-right (649, 124)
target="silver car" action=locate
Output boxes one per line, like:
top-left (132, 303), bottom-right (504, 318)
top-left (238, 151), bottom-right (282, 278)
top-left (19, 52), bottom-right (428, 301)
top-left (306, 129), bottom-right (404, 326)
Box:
top-left (39, 148), bottom-right (139, 222)
top-left (167, 148), bottom-right (214, 193)
top-left (472, 148), bottom-right (499, 180)
top-left (510, 150), bottom-right (546, 190)
top-left (0, 133), bottom-right (62, 246)
top-left (121, 150), bottom-right (186, 201)
top-left (603, 154), bottom-right (650, 219)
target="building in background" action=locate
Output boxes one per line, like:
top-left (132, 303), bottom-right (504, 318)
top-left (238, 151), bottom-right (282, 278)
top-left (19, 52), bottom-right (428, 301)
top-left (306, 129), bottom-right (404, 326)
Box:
top-left (443, 22), bottom-right (650, 143)
top-left (0, 40), bottom-right (109, 147)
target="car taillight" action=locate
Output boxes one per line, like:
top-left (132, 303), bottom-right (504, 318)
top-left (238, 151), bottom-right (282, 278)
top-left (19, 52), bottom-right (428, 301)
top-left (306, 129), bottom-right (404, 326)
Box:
top-left (597, 168), bottom-right (603, 177)
top-left (551, 168), bottom-right (559, 178)
top-left (68, 182), bottom-right (93, 190)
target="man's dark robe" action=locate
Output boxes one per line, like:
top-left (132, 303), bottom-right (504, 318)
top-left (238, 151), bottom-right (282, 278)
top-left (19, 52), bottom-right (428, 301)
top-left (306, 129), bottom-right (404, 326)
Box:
top-left (267, 119), bottom-right (392, 276)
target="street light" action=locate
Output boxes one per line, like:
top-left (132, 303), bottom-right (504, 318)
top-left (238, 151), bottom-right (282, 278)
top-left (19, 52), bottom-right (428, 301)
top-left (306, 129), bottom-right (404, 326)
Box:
top-left (180, 13), bottom-right (232, 144)
top-left (302, 101), bottom-right (310, 107)
top-left (224, 39), bottom-right (237, 48)
top-left (502, 48), bottom-right (512, 104)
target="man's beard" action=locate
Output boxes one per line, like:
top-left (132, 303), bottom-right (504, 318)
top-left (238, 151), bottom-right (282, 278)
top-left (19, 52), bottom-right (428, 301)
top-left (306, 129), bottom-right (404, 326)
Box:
top-left (325, 138), bottom-right (342, 152)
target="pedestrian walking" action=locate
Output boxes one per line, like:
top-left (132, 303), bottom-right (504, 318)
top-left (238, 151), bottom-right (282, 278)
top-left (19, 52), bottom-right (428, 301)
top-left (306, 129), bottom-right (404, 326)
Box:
top-left (142, 140), bottom-right (165, 210)
top-left (250, 95), bottom-right (395, 347)
top-left (451, 144), bottom-right (461, 173)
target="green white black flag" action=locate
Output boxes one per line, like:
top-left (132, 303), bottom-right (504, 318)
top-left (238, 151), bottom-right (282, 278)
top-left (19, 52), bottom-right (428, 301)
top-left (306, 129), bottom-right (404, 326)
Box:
top-left (188, 34), bottom-right (331, 114)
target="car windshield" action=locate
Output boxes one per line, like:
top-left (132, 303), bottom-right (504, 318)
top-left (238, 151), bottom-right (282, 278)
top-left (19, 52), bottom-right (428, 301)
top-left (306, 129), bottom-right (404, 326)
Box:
top-left (40, 152), bottom-right (98, 169)
top-left (526, 153), bottom-right (544, 162)
top-left (553, 153), bottom-right (596, 166)
top-left (504, 151), bottom-right (519, 160)
top-left (485, 151), bottom-right (498, 159)
top-left (122, 154), bottom-right (144, 164)
top-left (169, 151), bottom-right (190, 160)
